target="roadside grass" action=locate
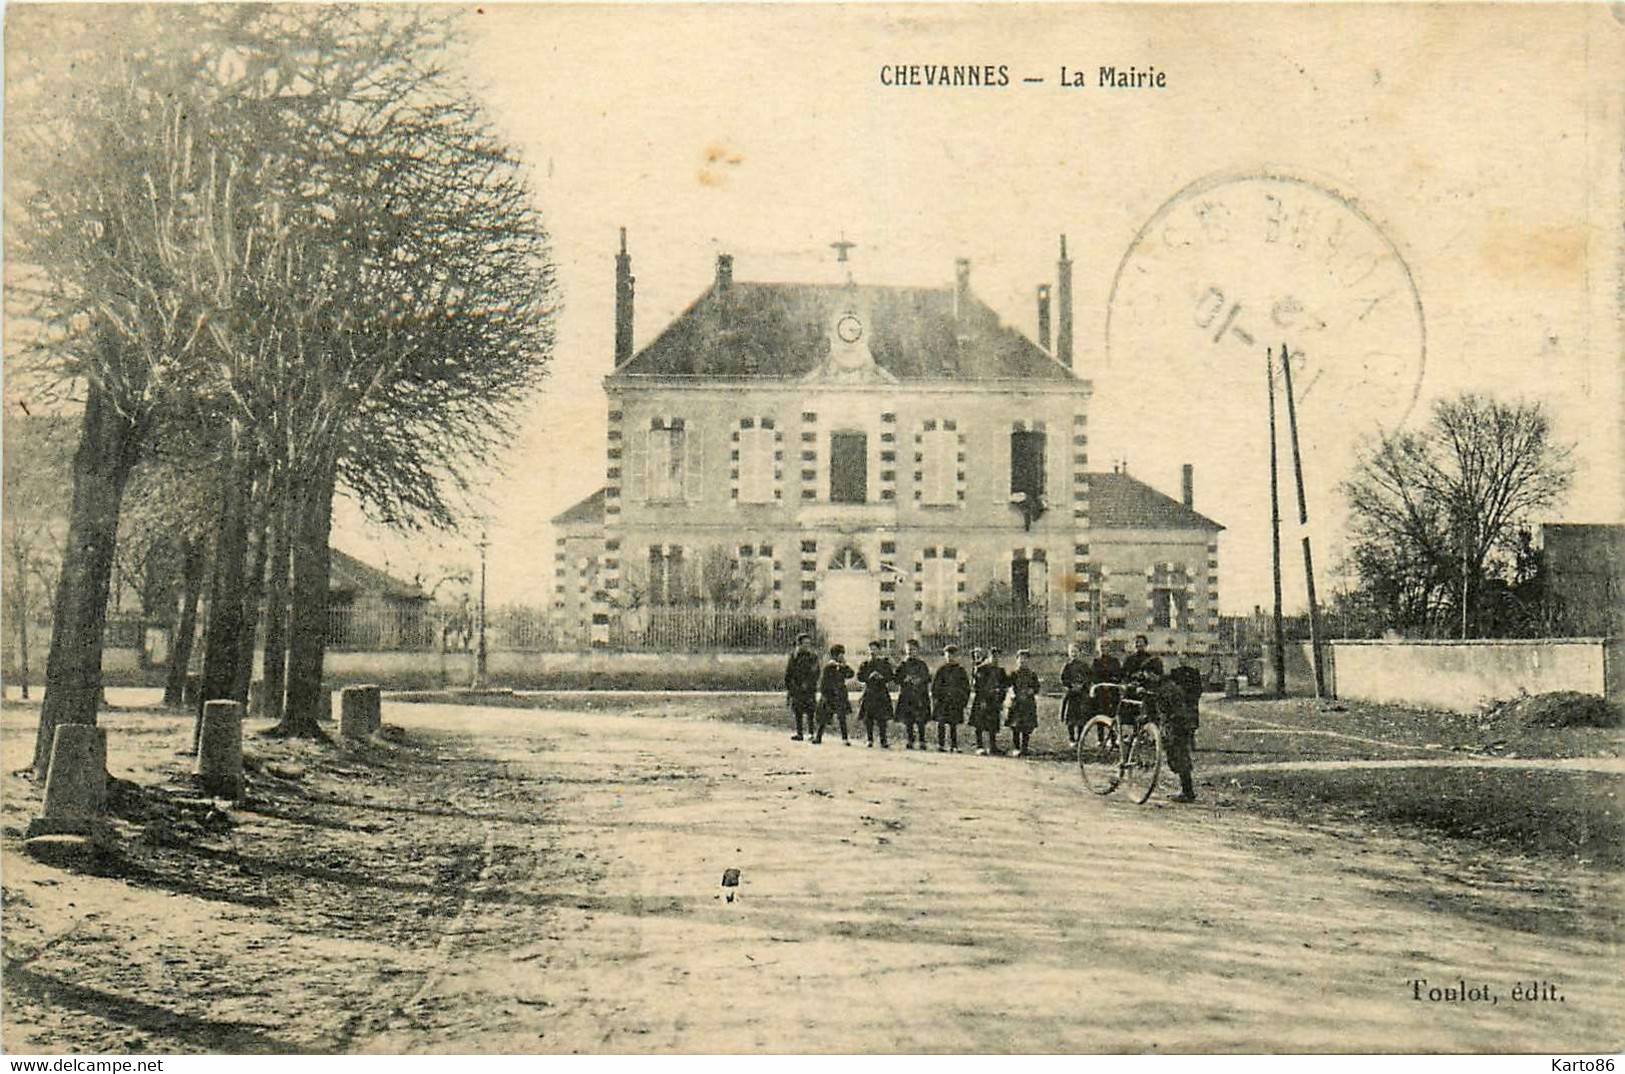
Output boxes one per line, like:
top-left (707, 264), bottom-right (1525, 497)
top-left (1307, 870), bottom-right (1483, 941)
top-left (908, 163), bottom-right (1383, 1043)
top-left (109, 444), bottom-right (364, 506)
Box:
top-left (1209, 694), bottom-right (1623, 761)
top-left (1215, 763), bottom-right (1623, 869)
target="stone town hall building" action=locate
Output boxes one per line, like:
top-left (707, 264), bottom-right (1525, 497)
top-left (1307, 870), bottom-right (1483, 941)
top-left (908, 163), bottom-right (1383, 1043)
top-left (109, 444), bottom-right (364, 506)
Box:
top-left (550, 232), bottom-right (1222, 656)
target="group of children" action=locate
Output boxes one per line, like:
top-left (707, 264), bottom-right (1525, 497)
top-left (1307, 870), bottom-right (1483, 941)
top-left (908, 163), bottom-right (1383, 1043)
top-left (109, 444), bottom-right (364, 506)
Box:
top-left (783, 631), bottom-right (1201, 796)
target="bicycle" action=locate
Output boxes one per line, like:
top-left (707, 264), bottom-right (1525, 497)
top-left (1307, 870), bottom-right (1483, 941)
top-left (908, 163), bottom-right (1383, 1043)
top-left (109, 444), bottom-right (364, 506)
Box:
top-left (1076, 681), bottom-right (1163, 804)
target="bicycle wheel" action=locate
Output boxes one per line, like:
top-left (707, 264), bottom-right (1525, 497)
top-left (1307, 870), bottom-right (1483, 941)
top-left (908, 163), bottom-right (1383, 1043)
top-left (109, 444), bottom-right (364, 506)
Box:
top-left (1119, 720), bottom-right (1163, 804)
top-left (1077, 717), bottom-right (1121, 795)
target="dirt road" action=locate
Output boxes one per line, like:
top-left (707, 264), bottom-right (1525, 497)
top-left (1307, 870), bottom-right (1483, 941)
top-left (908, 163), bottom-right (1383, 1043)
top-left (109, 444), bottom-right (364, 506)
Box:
top-left (351, 703), bottom-right (1619, 1053)
top-left (3, 699), bottom-right (1619, 1054)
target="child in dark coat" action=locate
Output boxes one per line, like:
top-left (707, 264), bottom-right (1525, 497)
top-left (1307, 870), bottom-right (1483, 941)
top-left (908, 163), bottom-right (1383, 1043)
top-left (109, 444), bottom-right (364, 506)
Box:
top-left (784, 633), bottom-right (821, 741)
top-left (1005, 649), bottom-right (1041, 756)
top-left (971, 648), bottom-right (1009, 756)
top-left (931, 644), bottom-right (971, 753)
top-left (894, 638), bottom-right (932, 750)
top-left (1059, 641), bottom-right (1093, 744)
top-left (812, 644), bottom-right (854, 745)
top-left (855, 641), bottom-right (895, 748)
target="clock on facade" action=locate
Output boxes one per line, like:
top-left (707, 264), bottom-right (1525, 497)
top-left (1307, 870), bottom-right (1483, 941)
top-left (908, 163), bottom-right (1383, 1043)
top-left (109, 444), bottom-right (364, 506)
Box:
top-left (836, 314), bottom-right (863, 344)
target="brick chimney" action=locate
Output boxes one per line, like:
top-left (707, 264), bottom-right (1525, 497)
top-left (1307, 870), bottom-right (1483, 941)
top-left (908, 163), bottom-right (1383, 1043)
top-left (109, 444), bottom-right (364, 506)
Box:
top-left (1037, 284), bottom-right (1052, 352)
top-left (715, 252), bottom-right (734, 294)
top-left (954, 258), bottom-right (971, 321)
top-left (614, 228), bottom-right (635, 366)
top-left (1056, 235), bottom-right (1074, 369)
top-left (1182, 463), bottom-right (1194, 509)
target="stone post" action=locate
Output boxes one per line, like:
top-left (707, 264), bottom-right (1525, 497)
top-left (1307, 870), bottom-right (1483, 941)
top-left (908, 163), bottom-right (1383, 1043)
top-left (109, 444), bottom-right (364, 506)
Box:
top-left (363, 684), bottom-right (383, 733)
top-left (27, 724), bottom-right (113, 847)
top-left (340, 686), bottom-right (376, 739)
top-left (195, 699), bottom-right (244, 801)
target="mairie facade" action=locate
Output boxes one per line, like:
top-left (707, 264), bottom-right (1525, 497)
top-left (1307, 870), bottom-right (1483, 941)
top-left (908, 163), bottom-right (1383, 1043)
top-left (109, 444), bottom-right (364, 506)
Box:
top-left (551, 232), bottom-right (1223, 657)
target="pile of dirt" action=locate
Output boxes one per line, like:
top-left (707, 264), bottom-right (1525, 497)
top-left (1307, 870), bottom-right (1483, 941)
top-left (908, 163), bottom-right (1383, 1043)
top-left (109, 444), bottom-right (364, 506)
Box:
top-left (1489, 691), bottom-right (1622, 729)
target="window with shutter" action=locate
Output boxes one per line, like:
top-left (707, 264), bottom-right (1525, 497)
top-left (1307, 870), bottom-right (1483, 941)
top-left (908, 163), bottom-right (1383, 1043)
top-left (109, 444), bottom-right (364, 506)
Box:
top-left (921, 428), bottom-right (956, 506)
top-left (920, 557), bottom-right (956, 628)
top-left (1010, 430), bottom-right (1047, 524)
top-left (738, 426), bottom-right (772, 503)
top-left (683, 423), bottom-right (703, 502)
top-left (648, 546), bottom-right (668, 604)
top-left (649, 424), bottom-right (686, 502)
top-left (669, 545), bottom-right (687, 602)
top-left (1011, 555), bottom-right (1030, 612)
top-left (1027, 556), bottom-right (1049, 609)
top-left (625, 427), bottom-right (647, 501)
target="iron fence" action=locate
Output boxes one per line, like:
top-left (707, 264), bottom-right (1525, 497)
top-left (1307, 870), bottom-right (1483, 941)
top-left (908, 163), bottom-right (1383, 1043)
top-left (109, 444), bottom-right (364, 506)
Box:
top-left (922, 607), bottom-right (1052, 654)
top-left (610, 607), bottom-right (821, 653)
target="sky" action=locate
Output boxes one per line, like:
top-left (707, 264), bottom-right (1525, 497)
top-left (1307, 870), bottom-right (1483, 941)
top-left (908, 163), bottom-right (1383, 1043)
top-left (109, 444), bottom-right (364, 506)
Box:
top-left (315, 3), bottom-right (1624, 614)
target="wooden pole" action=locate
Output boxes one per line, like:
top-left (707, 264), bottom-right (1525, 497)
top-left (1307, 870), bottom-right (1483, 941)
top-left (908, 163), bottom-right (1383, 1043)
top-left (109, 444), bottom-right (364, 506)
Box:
top-left (1279, 345), bottom-right (1327, 698)
top-left (1268, 347), bottom-right (1287, 697)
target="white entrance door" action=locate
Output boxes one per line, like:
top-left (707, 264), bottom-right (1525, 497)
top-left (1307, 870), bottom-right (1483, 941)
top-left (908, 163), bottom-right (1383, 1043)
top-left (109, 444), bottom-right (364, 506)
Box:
top-left (821, 547), bottom-right (879, 658)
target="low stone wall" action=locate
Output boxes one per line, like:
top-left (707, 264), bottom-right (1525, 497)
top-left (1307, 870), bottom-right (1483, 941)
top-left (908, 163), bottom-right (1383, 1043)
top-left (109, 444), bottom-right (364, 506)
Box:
top-left (2, 644), bottom-right (152, 689)
top-left (327, 649), bottom-right (789, 691)
top-left (1325, 638), bottom-right (1621, 713)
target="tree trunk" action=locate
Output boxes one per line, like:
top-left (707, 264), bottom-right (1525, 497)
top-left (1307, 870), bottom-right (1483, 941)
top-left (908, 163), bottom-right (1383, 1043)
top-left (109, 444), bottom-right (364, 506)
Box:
top-left (198, 428), bottom-right (252, 713)
top-left (162, 536), bottom-right (206, 707)
top-left (259, 488), bottom-right (294, 726)
top-left (232, 477), bottom-right (273, 705)
top-left (34, 379), bottom-right (142, 779)
top-left (280, 460), bottom-right (335, 737)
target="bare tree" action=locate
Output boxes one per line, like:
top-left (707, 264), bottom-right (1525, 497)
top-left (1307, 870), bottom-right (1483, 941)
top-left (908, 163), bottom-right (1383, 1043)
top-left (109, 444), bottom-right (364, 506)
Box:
top-left (1341, 393), bottom-right (1573, 637)
top-left (2, 407), bottom-right (73, 700)
top-left (699, 547), bottom-right (770, 608)
top-left (7, 9), bottom-right (234, 774)
top-left (9, 8), bottom-right (556, 758)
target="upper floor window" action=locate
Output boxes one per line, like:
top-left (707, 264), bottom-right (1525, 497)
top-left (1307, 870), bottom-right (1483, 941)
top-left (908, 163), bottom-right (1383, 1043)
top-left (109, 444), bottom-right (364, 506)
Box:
top-left (830, 431), bottom-right (868, 504)
top-left (738, 419), bottom-right (775, 504)
top-left (628, 417), bottom-right (702, 504)
top-left (920, 426), bottom-right (957, 506)
top-left (649, 420), bottom-right (686, 502)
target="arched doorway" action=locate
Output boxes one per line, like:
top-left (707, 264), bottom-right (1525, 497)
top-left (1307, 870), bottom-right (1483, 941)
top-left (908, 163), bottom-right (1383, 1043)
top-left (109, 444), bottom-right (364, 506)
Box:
top-left (820, 544), bottom-right (878, 658)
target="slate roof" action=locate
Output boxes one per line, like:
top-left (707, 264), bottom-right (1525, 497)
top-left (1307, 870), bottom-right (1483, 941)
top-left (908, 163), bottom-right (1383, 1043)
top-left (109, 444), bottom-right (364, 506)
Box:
top-left (613, 280), bottom-right (1076, 382)
top-left (551, 488), bottom-right (607, 527)
top-left (1087, 473), bottom-right (1224, 531)
top-left (329, 549), bottom-right (428, 600)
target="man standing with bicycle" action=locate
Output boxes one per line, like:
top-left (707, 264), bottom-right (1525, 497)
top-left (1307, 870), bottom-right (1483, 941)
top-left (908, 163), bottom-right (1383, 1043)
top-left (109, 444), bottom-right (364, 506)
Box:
top-left (1122, 634), bottom-right (1163, 683)
top-left (1159, 658), bottom-right (1204, 803)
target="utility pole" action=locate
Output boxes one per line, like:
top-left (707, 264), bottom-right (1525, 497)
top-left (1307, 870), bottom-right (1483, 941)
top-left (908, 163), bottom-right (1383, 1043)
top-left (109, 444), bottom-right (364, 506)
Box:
top-left (1460, 509), bottom-right (1471, 640)
top-left (473, 526), bottom-right (489, 690)
top-left (1279, 344), bottom-right (1327, 698)
top-left (1268, 347), bottom-right (1287, 698)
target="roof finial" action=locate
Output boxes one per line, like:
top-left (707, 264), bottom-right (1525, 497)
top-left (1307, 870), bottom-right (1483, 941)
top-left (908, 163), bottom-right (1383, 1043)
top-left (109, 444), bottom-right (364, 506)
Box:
top-left (830, 232), bottom-right (857, 264)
